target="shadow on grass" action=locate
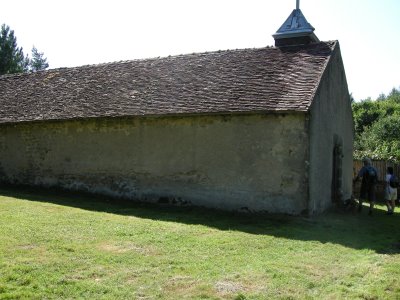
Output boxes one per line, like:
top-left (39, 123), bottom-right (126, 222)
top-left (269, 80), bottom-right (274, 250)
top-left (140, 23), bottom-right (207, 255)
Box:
top-left (1, 185), bottom-right (399, 254)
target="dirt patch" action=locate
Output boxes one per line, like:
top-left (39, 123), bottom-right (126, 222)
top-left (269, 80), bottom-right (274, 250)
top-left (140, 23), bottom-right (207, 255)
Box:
top-left (17, 244), bottom-right (38, 250)
top-left (215, 280), bottom-right (245, 294)
top-left (98, 242), bottom-right (157, 255)
top-left (162, 275), bottom-right (200, 295)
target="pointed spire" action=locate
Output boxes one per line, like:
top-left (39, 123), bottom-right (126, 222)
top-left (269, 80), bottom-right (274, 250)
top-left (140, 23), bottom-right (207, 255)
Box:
top-left (272, 2), bottom-right (319, 47)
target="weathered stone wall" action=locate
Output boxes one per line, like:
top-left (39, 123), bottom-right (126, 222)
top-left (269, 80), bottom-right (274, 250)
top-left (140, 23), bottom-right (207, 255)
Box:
top-left (308, 43), bottom-right (354, 214)
top-left (0, 113), bottom-right (309, 214)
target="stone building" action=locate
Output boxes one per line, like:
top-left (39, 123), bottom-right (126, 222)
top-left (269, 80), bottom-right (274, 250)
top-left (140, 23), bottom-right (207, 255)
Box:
top-left (0, 6), bottom-right (353, 215)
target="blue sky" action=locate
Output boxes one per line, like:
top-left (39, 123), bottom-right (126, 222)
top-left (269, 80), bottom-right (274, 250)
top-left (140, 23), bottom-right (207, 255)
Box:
top-left (1, 0), bottom-right (399, 101)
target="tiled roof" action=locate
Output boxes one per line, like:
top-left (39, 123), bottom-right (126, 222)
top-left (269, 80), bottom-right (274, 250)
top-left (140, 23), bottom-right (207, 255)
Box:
top-left (0, 41), bottom-right (336, 124)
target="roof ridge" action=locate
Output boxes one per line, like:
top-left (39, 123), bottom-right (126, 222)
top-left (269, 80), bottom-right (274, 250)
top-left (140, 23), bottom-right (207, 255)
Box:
top-left (0, 42), bottom-right (335, 81)
top-left (0, 41), bottom-right (337, 124)
top-left (1, 47), bottom-right (274, 81)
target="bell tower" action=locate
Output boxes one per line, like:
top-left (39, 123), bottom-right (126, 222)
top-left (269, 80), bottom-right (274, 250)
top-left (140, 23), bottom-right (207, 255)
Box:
top-left (272, 0), bottom-right (319, 47)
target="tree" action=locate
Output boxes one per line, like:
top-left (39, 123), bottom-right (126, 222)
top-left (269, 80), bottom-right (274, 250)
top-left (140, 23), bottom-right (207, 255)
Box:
top-left (0, 24), bottom-right (49, 75)
top-left (0, 24), bottom-right (29, 75)
top-left (29, 46), bottom-right (49, 71)
top-left (387, 87), bottom-right (400, 103)
top-left (352, 100), bottom-right (382, 136)
top-left (356, 115), bottom-right (400, 162)
top-left (353, 87), bottom-right (400, 162)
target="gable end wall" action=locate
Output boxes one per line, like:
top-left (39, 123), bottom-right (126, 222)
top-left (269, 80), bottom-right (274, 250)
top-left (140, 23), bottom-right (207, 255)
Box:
top-left (308, 43), bottom-right (354, 214)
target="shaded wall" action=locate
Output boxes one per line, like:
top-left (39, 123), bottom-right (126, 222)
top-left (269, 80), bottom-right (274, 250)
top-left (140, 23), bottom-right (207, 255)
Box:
top-left (308, 43), bottom-right (354, 214)
top-left (0, 113), bottom-right (309, 214)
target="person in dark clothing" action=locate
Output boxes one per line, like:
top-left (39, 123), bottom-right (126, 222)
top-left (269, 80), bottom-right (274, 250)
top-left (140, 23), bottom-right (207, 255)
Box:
top-left (353, 157), bottom-right (378, 215)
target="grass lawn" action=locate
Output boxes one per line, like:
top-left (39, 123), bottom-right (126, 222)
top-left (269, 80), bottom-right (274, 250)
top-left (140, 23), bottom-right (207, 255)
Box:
top-left (0, 187), bottom-right (399, 299)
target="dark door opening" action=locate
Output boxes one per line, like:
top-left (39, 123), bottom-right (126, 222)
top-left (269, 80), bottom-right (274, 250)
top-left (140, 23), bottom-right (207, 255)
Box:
top-left (332, 143), bottom-right (343, 203)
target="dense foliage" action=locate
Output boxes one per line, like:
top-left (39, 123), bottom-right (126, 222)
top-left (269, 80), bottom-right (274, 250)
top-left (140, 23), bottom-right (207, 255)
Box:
top-left (352, 87), bottom-right (400, 162)
top-left (0, 24), bottom-right (49, 75)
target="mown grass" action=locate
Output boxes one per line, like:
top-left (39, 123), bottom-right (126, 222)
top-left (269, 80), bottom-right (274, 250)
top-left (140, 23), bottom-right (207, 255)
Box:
top-left (0, 187), bottom-right (399, 299)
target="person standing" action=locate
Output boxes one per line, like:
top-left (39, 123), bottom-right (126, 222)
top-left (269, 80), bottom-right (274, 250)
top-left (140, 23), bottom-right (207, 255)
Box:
top-left (385, 166), bottom-right (398, 215)
top-left (353, 158), bottom-right (378, 215)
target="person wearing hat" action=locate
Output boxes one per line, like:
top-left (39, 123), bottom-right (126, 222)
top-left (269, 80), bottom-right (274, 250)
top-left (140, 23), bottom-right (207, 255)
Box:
top-left (353, 157), bottom-right (379, 215)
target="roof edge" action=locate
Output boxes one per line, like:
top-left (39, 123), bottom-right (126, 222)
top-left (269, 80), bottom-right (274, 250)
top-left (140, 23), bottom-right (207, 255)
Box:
top-left (307, 40), bottom-right (340, 108)
top-left (0, 109), bottom-right (309, 126)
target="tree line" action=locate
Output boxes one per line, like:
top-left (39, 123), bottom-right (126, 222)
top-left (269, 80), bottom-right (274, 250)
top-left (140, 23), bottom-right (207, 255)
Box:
top-left (352, 87), bottom-right (400, 162)
top-left (0, 23), bottom-right (48, 75)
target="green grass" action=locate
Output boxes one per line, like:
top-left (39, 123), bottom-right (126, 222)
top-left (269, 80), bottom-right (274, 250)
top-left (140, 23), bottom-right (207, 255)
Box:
top-left (0, 187), bottom-right (399, 299)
